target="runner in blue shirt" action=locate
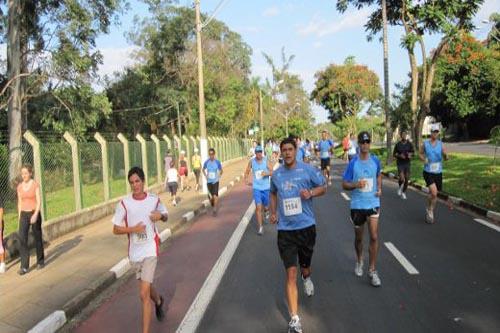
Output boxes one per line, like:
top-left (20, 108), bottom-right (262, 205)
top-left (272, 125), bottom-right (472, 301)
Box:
top-left (419, 124), bottom-right (449, 224)
top-left (295, 137), bottom-right (307, 163)
top-left (270, 137), bottom-right (326, 333)
top-left (342, 131), bottom-right (382, 287)
top-left (244, 145), bottom-right (273, 235)
top-left (318, 130), bottom-right (334, 186)
top-left (203, 148), bottom-right (223, 216)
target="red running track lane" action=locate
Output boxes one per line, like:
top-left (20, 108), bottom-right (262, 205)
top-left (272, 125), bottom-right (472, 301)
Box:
top-left (75, 183), bottom-right (253, 333)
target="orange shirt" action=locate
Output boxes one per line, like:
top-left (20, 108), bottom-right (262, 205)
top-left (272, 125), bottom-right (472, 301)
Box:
top-left (17, 180), bottom-right (39, 212)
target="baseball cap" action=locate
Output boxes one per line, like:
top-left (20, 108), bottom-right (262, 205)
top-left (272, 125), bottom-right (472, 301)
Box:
top-left (255, 145), bottom-right (263, 153)
top-left (430, 123), bottom-right (440, 132)
top-left (358, 131), bottom-right (371, 143)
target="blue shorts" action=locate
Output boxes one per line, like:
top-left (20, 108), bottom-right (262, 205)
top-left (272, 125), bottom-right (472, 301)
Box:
top-left (253, 189), bottom-right (270, 207)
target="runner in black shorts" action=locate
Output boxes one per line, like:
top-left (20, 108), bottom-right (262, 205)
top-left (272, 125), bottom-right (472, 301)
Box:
top-left (393, 130), bottom-right (414, 200)
top-left (270, 137), bottom-right (326, 333)
top-left (203, 148), bottom-right (223, 216)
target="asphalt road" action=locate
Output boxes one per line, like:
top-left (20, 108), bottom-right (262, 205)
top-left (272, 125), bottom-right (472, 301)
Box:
top-left (197, 161), bottom-right (500, 333)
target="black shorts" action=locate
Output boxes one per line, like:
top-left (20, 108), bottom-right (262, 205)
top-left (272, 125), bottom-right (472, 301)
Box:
top-left (423, 171), bottom-right (442, 191)
top-left (167, 182), bottom-right (178, 195)
top-left (207, 182), bottom-right (219, 196)
top-left (397, 162), bottom-right (411, 175)
top-left (350, 208), bottom-right (380, 227)
top-left (277, 225), bottom-right (316, 269)
top-left (320, 158), bottom-right (331, 170)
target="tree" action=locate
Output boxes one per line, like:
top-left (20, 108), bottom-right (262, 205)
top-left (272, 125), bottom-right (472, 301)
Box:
top-left (310, 56), bottom-right (381, 134)
top-left (337, 0), bottom-right (484, 148)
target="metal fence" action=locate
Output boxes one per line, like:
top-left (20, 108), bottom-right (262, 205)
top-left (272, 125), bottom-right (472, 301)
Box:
top-left (0, 132), bottom-right (251, 237)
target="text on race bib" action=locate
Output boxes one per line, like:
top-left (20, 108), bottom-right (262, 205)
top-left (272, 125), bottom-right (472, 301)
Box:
top-left (255, 170), bottom-right (264, 180)
top-left (283, 197), bottom-right (303, 216)
top-left (359, 178), bottom-right (374, 193)
top-left (133, 229), bottom-right (149, 245)
top-left (321, 151), bottom-right (329, 158)
top-left (208, 171), bottom-right (216, 179)
top-left (429, 162), bottom-right (441, 172)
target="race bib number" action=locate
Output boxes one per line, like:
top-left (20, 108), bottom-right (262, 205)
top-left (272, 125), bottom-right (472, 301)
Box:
top-left (283, 197), bottom-right (302, 216)
top-left (255, 170), bottom-right (264, 180)
top-left (208, 171), bottom-right (216, 180)
top-left (133, 229), bottom-right (149, 245)
top-left (321, 151), bottom-right (329, 158)
top-left (429, 162), bottom-right (441, 172)
top-left (359, 178), bottom-right (374, 193)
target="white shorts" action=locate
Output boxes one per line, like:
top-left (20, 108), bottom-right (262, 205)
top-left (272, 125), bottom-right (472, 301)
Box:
top-left (131, 256), bottom-right (157, 283)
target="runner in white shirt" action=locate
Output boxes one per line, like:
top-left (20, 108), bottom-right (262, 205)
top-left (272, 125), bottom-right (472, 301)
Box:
top-left (165, 161), bottom-right (179, 206)
top-left (113, 167), bottom-right (168, 333)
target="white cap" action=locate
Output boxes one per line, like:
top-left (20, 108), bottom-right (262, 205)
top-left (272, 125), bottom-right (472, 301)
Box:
top-left (180, 150), bottom-right (186, 154)
top-left (430, 123), bottom-right (440, 132)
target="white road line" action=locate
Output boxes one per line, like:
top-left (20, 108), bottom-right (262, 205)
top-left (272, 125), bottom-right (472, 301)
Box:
top-left (341, 192), bottom-right (351, 201)
top-left (176, 202), bottom-right (256, 333)
top-left (384, 242), bottom-right (419, 275)
top-left (474, 218), bottom-right (500, 232)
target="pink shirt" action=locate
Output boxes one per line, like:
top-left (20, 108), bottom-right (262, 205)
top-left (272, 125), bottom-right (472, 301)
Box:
top-left (17, 180), bottom-right (39, 212)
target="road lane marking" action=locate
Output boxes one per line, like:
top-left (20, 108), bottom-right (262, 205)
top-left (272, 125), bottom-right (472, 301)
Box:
top-left (176, 202), bottom-right (256, 333)
top-left (384, 242), bottom-right (419, 275)
top-left (474, 218), bottom-right (500, 232)
top-left (341, 192), bottom-right (350, 201)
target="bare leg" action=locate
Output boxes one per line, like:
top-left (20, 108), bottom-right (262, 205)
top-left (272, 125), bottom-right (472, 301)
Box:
top-left (286, 266), bottom-right (299, 317)
top-left (256, 204), bottom-right (263, 228)
top-left (354, 225), bottom-right (364, 263)
top-left (139, 281), bottom-right (153, 333)
top-left (367, 217), bottom-right (379, 272)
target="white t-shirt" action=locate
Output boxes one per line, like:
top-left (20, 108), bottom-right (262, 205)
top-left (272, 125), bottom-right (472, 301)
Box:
top-left (112, 193), bottom-right (168, 262)
top-left (167, 168), bottom-right (178, 183)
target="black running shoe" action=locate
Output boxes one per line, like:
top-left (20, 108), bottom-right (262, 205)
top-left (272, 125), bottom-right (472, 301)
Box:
top-left (155, 296), bottom-right (165, 322)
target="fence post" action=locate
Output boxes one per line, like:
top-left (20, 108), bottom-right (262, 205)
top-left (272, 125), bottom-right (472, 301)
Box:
top-left (117, 133), bottom-right (131, 194)
top-left (163, 135), bottom-right (172, 152)
top-left (63, 132), bottom-right (83, 211)
top-left (94, 132), bottom-right (110, 201)
top-left (174, 135), bottom-right (181, 156)
top-left (182, 135), bottom-right (191, 170)
top-left (151, 134), bottom-right (162, 185)
top-left (218, 137), bottom-right (225, 162)
top-left (190, 136), bottom-right (198, 155)
top-left (136, 134), bottom-right (148, 188)
top-left (23, 131), bottom-right (47, 221)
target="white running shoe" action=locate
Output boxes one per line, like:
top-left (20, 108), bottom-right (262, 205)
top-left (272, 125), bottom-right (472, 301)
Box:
top-left (354, 261), bottom-right (363, 277)
top-left (401, 192), bottom-right (407, 200)
top-left (425, 209), bottom-right (434, 224)
top-left (0, 262), bottom-right (5, 274)
top-left (368, 270), bottom-right (381, 287)
top-left (172, 200), bottom-right (177, 206)
top-left (258, 226), bottom-right (263, 235)
top-left (328, 180), bottom-right (332, 186)
top-left (288, 315), bottom-right (303, 333)
top-left (302, 276), bottom-right (314, 297)
top-left (397, 186), bottom-right (402, 196)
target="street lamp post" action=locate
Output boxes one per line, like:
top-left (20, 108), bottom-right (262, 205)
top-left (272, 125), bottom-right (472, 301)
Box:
top-left (195, 0), bottom-right (208, 194)
top-left (275, 102), bottom-right (299, 138)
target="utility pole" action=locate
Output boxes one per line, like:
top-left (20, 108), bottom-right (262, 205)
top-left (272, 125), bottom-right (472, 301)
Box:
top-left (382, 0), bottom-right (393, 164)
top-left (195, 0), bottom-right (208, 193)
top-left (176, 101), bottom-right (182, 137)
top-left (259, 89), bottom-right (264, 148)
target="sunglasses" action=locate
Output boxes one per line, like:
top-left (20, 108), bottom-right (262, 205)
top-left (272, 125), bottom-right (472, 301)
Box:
top-left (359, 140), bottom-right (371, 144)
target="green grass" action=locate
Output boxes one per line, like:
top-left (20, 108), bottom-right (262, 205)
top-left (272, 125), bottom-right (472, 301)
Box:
top-left (372, 148), bottom-right (500, 212)
top-left (2, 178), bottom-right (132, 237)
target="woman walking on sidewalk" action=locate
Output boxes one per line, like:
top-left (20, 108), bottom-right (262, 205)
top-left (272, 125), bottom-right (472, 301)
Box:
top-left (179, 151), bottom-right (190, 192)
top-left (17, 164), bottom-right (44, 275)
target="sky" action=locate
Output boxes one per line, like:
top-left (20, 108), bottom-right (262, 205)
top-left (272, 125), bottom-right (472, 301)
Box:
top-left (4, 0), bottom-right (499, 124)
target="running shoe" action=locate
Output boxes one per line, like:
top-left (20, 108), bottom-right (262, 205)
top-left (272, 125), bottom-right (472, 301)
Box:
top-left (368, 270), bottom-right (381, 287)
top-left (258, 226), bottom-right (263, 235)
top-left (425, 209), bottom-right (434, 224)
top-left (0, 263), bottom-right (5, 274)
top-left (288, 315), bottom-right (303, 333)
top-left (155, 296), bottom-right (165, 322)
top-left (212, 208), bottom-right (217, 217)
top-left (397, 186), bottom-right (402, 196)
top-left (17, 268), bottom-right (28, 276)
top-left (401, 192), bottom-right (407, 200)
top-left (302, 276), bottom-right (314, 296)
top-left (328, 180), bottom-right (332, 186)
top-left (172, 200), bottom-right (177, 206)
top-left (264, 211), bottom-right (270, 223)
top-left (354, 261), bottom-right (363, 277)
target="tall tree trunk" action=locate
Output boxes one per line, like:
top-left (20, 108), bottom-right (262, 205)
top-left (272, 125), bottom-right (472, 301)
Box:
top-left (20, 31), bottom-right (28, 131)
top-left (7, 0), bottom-right (23, 187)
top-left (382, 0), bottom-right (392, 163)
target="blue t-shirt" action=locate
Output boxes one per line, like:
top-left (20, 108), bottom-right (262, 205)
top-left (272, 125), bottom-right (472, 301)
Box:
top-left (203, 159), bottom-right (222, 184)
top-left (251, 157), bottom-right (270, 191)
top-left (423, 140), bottom-right (443, 174)
top-left (343, 154), bottom-right (381, 210)
top-left (270, 161), bottom-right (326, 231)
top-left (296, 147), bottom-right (306, 162)
top-left (319, 139), bottom-right (334, 159)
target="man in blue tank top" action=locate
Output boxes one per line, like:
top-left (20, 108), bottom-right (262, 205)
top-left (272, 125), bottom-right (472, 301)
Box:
top-left (342, 131), bottom-right (382, 287)
top-left (270, 137), bottom-right (326, 333)
top-left (419, 124), bottom-right (449, 224)
top-left (203, 148), bottom-right (223, 216)
top-left (244, 145), bottom-right (273, 235)
top-left (318, 130), bottom-right (334, 186)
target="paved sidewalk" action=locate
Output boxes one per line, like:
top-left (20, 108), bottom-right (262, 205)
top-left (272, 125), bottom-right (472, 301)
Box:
top-left (0, 159), bottom-right (248, 332)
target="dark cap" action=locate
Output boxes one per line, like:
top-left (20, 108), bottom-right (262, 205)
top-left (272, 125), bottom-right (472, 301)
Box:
top-left (255, 145), bottom-right (263, 153)
top-left (358, 131), bottom-right (371, 143)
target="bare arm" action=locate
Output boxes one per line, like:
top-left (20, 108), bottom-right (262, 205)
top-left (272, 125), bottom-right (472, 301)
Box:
top-left (244, 161), bottom-right (252, 183)
top-left (30, 185), bottom-right (41, 223)
top-left (376, 173), bottom-right (382, 196)
top-left (264, 161), bottom-right (273, 177)
top-left (419, 144), bottom-right (426, 162)
top-left (270, 191), bottom-right (278, 224)
top-left (17, 189), bottom-right (22, 219)
top-left (342, 180), bottom-right (364, 191)
top-left (442, 145), bottom-right (449, 160)
top-left (113, 223), bottom-right (144, 235)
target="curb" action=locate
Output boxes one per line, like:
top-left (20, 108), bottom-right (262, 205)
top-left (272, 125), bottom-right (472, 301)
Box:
top-left (381, 171), bottom-right (498, 222)
top-left (28, 173), bottom-right (245, 333)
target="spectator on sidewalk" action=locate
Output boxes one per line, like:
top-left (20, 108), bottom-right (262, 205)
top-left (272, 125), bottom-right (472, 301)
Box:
top-left (164, 150), bottom-right (173, 178)
top-left (165, 161), bottom-right (179, 206)
top-left (0, 194), bottom-right (5, 273)
top-left (179, 151), bottom-right (190, 192)
top-left (112, 167), bottom-right (168, 333)
top-left (17, 163), bottom-right (44, 275)
top-left (191, 148), bottom-right (202, 191)
top-left (348, 133), bottom-right (358, 161)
